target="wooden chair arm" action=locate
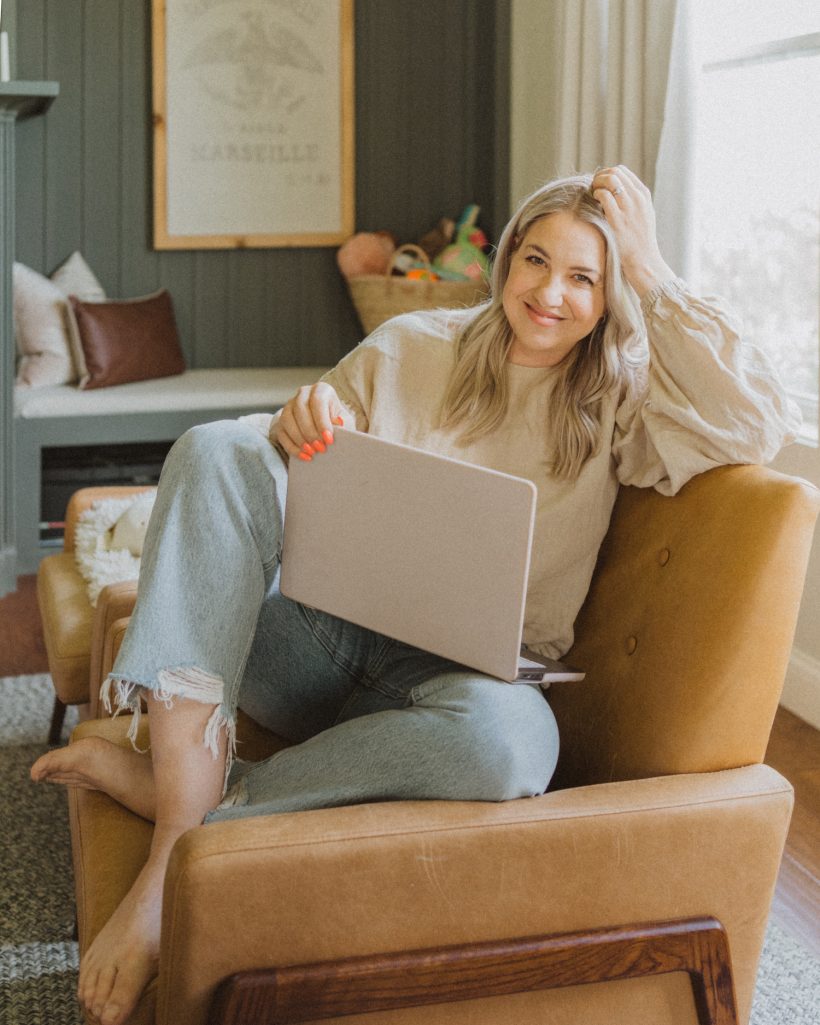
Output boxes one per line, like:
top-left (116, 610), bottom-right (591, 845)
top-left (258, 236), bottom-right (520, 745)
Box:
top-left (211, 917), bottom-right (738, 1025)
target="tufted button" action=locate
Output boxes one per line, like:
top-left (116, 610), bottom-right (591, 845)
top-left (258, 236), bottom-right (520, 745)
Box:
top-left (659, 548), bottom-right (670, 566)
top-left (626, 636), bottom-right (638, 655)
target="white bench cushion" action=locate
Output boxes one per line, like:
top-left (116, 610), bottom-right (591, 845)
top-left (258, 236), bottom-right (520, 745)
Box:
top-left (14, 367), bottom-right (330, 419)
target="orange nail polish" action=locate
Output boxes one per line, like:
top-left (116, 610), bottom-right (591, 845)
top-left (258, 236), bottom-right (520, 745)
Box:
top-left (298, 452), bottom-right (312, 462)
top-left (322, 429), bottom-right (334, 445)
top-left (312, 439), bottom-right (326, 454)
top-left (301, 442), bottom-right (313, 455)
top-left (333, 416), bottom-right (344, 426)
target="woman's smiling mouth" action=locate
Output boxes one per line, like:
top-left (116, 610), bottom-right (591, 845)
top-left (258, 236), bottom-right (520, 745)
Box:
top-left (525, 303), bottom-right (565, 326)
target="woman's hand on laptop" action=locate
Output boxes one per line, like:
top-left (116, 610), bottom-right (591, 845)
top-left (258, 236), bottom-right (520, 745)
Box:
top-left (270, 383), bottom-right (346, 462)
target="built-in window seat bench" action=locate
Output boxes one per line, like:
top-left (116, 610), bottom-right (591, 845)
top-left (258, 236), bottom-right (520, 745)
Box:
top-left (13, 366), bottom-right (329, 573)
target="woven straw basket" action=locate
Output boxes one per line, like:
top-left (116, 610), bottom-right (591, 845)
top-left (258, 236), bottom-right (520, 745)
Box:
top-left (346, 244), bottom-right (489, 336)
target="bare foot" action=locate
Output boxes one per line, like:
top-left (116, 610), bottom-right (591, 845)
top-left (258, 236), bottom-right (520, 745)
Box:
top-left (77, 857), bottom-right (164, 1025)
top-left (54, 693), bottom-right (228, 1023)
top-left (30, 736), bottom-right (156, 820)
top-left (32, 736), bottom-right (114, 788)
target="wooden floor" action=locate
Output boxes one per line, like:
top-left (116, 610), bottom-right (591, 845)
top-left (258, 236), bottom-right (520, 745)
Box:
top-left (2, 574), bottom-right (819, 960)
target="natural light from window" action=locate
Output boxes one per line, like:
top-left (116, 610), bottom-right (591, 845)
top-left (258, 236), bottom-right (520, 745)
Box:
top-left (692, 0), bottom-right (820, 444)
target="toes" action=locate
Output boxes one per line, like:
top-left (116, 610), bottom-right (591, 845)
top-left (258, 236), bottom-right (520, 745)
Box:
top-left (93, 968), bottom-right (118, 1021)
top-left (100, 1002), bottom-right (126, 1025)
top-left (30, 753), bottom-right (51, 781)
top-left (77, 963), bottom-right (99, 1016)
top-left (83, 962), bottom-right (119, 1024)
top-left (39, 773), bottom-right (94, 789)
top-left (79, 955), bottom-right (145, 1025)
top-left (31, 748), bottom-right (69, 782)
top-left (100, 967), bottom-right (139, 1025)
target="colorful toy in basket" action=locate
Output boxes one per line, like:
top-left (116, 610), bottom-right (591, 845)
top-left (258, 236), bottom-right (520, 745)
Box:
top-left (432, 205), bottom-right (490, 282)
top-left (336, 210), bottom-right (491, 336)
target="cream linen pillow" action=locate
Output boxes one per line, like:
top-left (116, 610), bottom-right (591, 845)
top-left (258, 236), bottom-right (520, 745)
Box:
top-left (51, 250), bottom-right (106, 301)
top-left (13, 252), bottom-right (106, 388)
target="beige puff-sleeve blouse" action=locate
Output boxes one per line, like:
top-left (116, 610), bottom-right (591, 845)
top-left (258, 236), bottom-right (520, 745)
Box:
top-left (318, 278), bottom-right (800, 660)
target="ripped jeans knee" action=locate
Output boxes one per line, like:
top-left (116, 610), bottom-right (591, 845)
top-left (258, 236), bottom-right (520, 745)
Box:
top-left (101, 666), bottom-right (237, 793)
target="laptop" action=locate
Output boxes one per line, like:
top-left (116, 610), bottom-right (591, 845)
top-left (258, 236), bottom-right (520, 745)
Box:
top-left (280, 428), bottom-right (583, 684)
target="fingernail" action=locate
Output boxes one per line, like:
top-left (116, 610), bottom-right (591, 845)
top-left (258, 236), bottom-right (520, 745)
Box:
top-left (298, 452), bottom-right (312, 462)
top-left (333, 416), bottom-right (344, 426)
top-left (322, 429), bottom-right (334, 445)
top-left (311, 439), bottom-right (326, 454)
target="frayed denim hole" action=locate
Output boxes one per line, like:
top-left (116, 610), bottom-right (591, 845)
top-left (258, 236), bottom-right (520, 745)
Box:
top-left (138, 667), bottom-right (237, 794)
top-left (100, 676), bottom-right (150, 753)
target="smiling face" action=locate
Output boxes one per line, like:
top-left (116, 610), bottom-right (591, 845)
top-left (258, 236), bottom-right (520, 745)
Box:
top-left (502, 211), bottom-right (607, 367)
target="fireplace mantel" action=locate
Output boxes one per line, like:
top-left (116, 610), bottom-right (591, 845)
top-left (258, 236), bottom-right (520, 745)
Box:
top-left (0, 80), bottom-right (59, 596)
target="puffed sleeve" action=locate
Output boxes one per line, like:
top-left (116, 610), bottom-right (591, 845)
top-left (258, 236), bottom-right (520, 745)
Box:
top-left (612, 278), bottom-right (801, 495)
top-left (319, 337), bottom-right (385, 433)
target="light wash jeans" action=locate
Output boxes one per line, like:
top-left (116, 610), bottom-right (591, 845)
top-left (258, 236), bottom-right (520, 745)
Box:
top-left (103, 420), bottom-right (560, 822)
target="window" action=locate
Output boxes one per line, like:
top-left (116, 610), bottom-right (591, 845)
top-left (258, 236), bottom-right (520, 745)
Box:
top-left (691, 1), bottom-right (820, 444)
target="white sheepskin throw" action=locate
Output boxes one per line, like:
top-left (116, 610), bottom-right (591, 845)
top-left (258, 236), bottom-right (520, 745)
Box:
top-left (74, 491), bottom-right (157, 606)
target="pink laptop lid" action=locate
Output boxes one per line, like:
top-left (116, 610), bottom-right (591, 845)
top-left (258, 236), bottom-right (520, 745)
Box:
top-left (280, 428), bottom-right (537, 682)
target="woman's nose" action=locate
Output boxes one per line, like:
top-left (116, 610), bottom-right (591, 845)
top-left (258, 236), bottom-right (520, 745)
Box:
top-left (534, 271), bottom-right (564, 307)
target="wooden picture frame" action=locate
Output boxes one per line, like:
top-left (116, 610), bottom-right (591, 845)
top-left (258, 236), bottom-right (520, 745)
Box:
top-left (152, 0), bottom-right (355, 250)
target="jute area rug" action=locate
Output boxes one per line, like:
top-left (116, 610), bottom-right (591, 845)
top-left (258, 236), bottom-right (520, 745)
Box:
top-left (1, 674), bottom-right (819, 1025)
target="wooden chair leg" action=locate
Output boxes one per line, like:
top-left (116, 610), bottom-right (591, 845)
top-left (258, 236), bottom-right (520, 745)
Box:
top-left (48, 696), bottom-right (67, 745)
top-left (209, 917), bottom-right (738, 1025)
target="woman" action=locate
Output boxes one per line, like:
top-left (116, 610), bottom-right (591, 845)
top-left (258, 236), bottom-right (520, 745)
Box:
top-left (31, 166), bottom-right (798, 1025)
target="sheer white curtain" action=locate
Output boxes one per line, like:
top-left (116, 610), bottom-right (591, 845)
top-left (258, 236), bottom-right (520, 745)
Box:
top-left (511, 0), bottom-right (697, 276)
top-left (511, 0), bottom-right (691, 274)
top-left (653, 0), bottom-right (698, 281)
top-left (552, 0), bottom-right (678, 186)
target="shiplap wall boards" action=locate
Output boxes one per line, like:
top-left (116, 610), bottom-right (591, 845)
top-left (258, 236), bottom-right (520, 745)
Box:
top-left (15, 0), bottom-right (510, 370)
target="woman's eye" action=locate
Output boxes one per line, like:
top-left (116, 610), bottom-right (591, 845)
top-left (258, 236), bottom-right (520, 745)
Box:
top-left (574, 273), bottom-right (593, 285)
top-left (525, 255), bottom-right (546, 268)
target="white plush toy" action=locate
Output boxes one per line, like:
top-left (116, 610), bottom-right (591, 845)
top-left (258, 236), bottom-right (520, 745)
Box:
top-left (74, 490), bottom-right (158, 605)
top-left (109, 489), bottom-right (156, 556)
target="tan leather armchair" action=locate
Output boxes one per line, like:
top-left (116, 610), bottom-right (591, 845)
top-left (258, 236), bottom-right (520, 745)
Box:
top-left (37, 486), bottom-right (151, 742)
top-left (66, 465), bottom-right (819, 1025)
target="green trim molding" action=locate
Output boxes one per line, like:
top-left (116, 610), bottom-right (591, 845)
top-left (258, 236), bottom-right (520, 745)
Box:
top-left (0, 80), bottom-right (58, 596)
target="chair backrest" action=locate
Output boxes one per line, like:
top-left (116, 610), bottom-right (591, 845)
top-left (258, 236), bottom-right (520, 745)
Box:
top-left (549, 464), bottom-right (820, 790)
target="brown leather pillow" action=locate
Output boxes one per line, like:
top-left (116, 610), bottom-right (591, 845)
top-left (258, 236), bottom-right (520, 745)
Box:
top-left (69, 289), bottom-right (186, 390)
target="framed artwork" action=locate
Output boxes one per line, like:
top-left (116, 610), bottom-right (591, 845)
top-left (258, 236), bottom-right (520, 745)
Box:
top-left (152, 0), bottom-right (355, 249)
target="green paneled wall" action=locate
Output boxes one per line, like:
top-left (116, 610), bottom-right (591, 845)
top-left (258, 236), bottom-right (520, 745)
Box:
top-left (14, 0), bottom-right (509, 369)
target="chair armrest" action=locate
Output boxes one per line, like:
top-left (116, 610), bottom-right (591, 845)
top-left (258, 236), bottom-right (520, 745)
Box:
top-left (88, 581), bottom-right (138, 715)
top-left (63, 485), bottom-right (156, 553)
top-left (103, 618), bottom-right (130, 681)
top-left (89, 617), bottom-right (131, 717)
top-left (153, 764), bottom-right (791, 1025)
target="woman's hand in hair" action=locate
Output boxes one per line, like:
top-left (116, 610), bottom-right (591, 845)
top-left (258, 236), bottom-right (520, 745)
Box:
top-left (591, 165), bottom-right (675, 298)
top-left (269, 382), bottom-right (347, 462)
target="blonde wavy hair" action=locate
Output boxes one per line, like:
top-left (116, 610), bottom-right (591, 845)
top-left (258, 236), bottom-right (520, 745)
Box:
top-left (440, 174), bottom-right (645, 480)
